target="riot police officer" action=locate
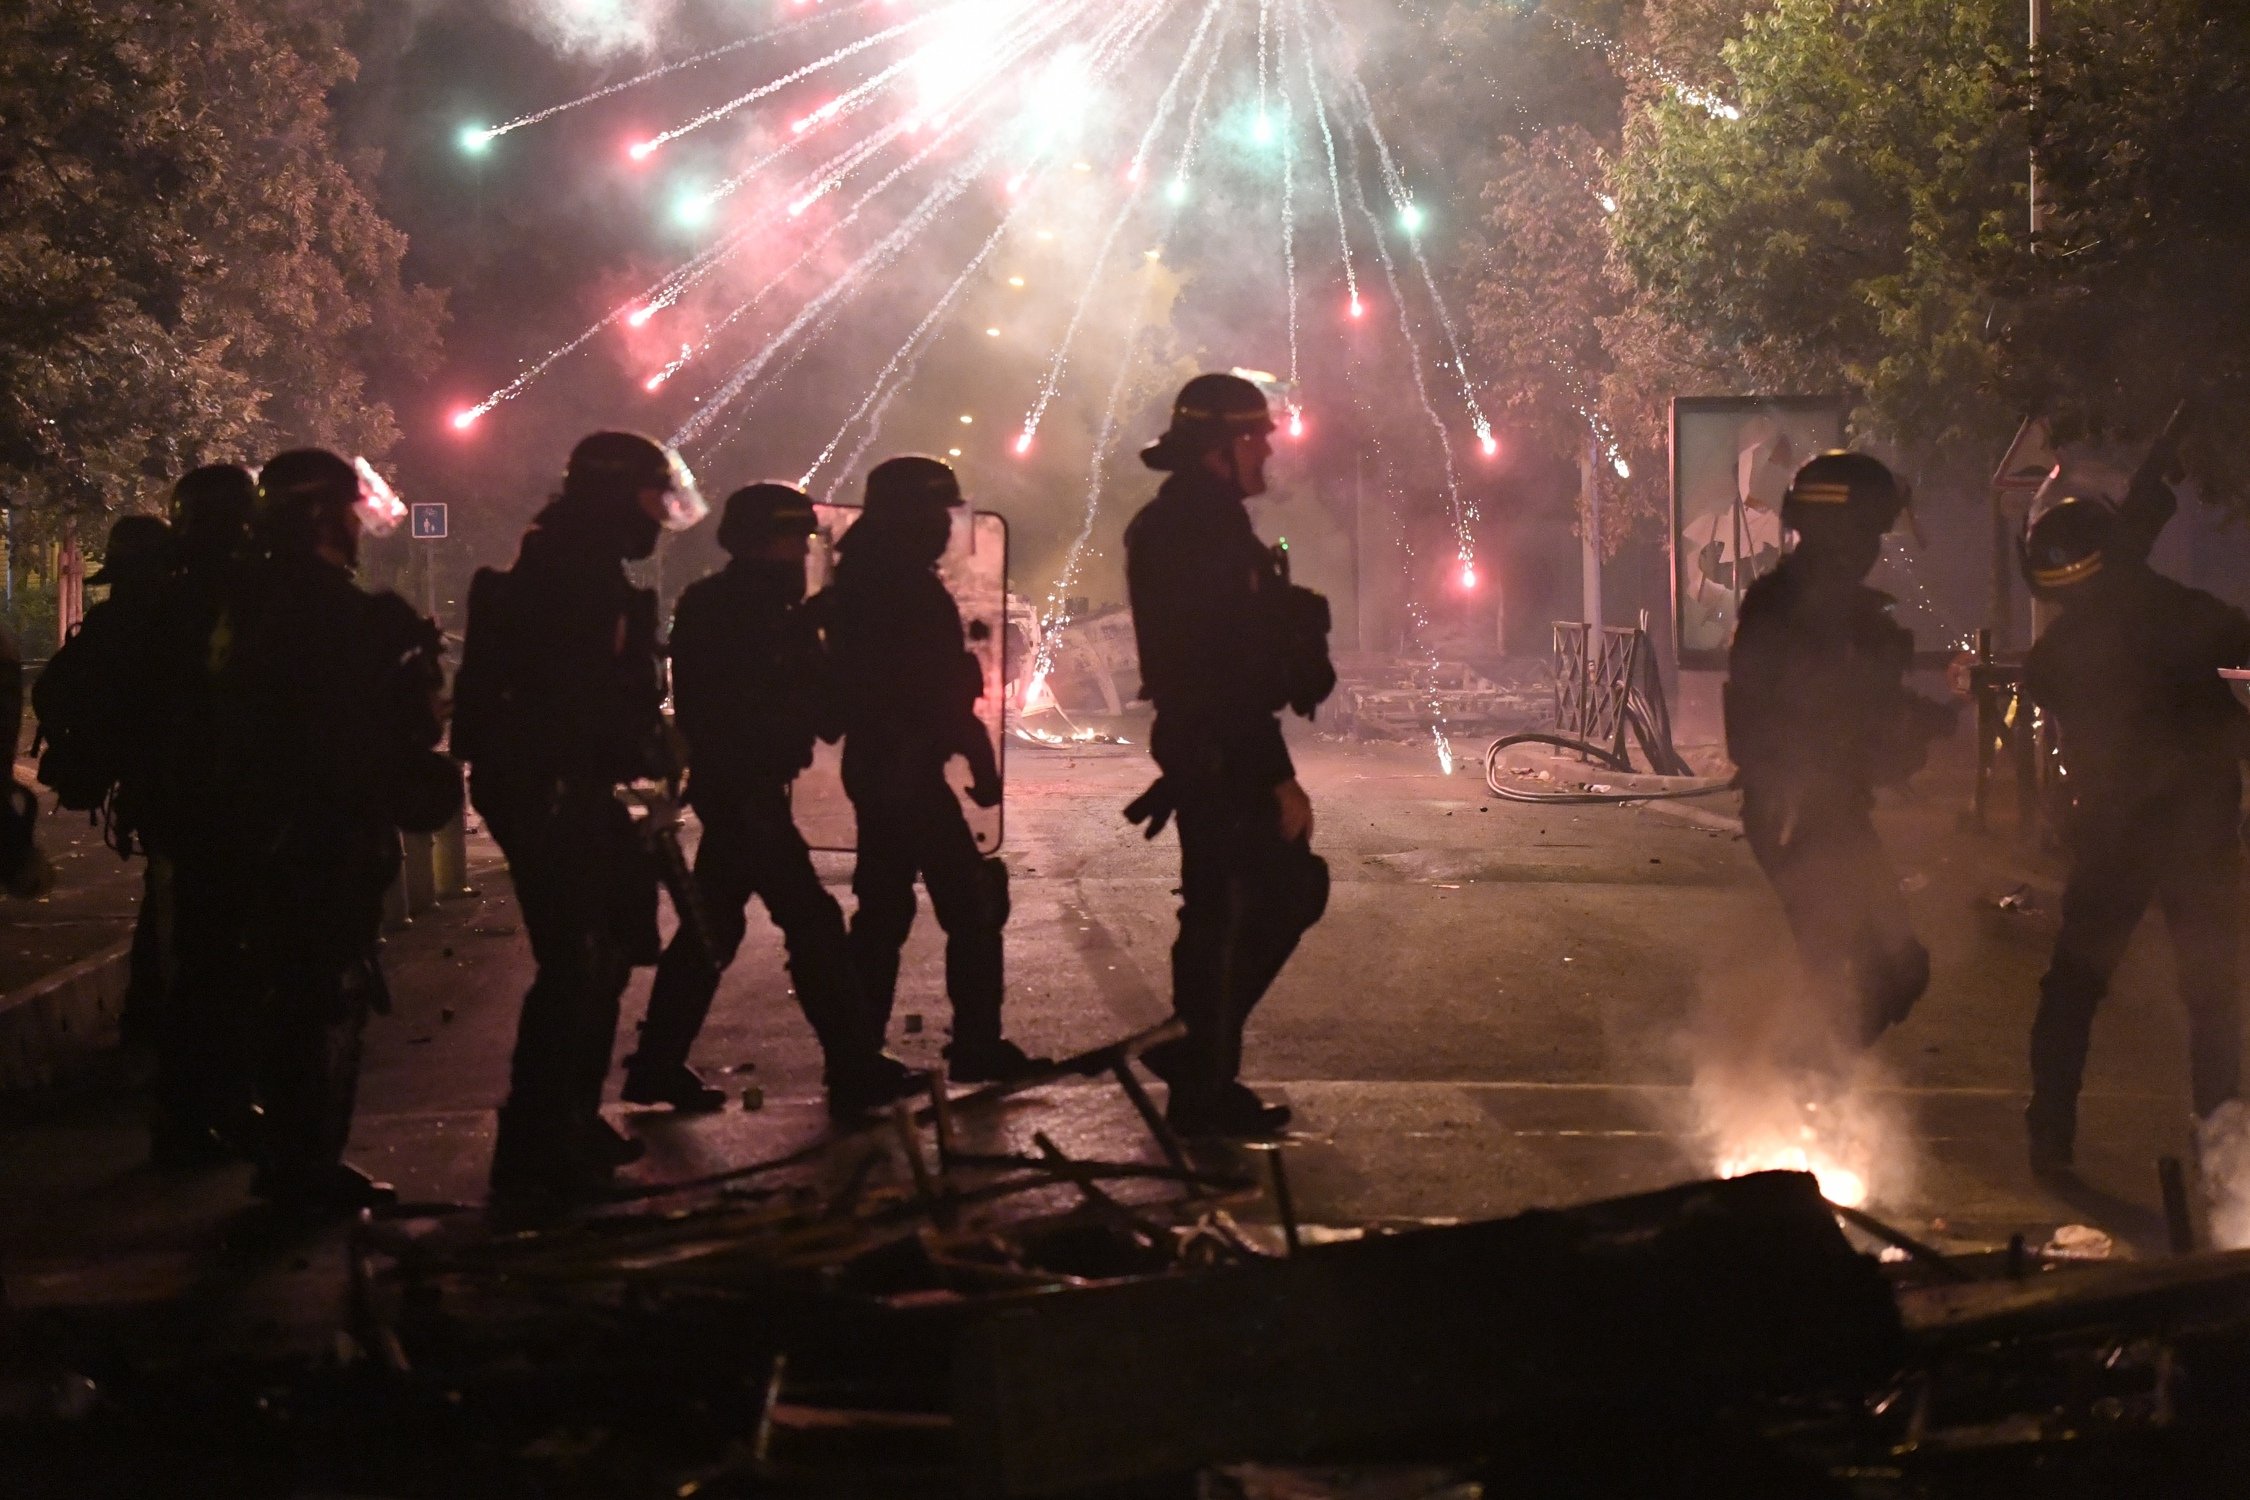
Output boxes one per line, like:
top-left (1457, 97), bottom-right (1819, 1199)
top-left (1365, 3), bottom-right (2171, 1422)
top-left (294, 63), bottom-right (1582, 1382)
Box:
top-left (818, 456), bottom-right (1044, 1082)
top-left (144, 465), bottom-right (261, 1166)
top-left (213, 449), bottom-right (455, 1212)
top-left (629, 483), bottom-right (918, 1117)
top-left (2020, 487), bottom-right (2250, 1173)
top-left (1725, 451), bottom-right (1954, 1052)
top-left (33, 513), bottom-right (173, 1044)
top-left (1123, 373), bottom-right (1334, 1138)
top-left (454, 432), bottom-right (705, 1203)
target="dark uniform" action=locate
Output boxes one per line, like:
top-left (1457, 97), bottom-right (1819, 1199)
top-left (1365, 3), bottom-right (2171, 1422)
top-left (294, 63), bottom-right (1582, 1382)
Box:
top-left (145, 467), bottom-right (260, 1166)
top-left (819, 456), bottom-right (1040, 1083)
top-left (454, 431), bottom-right (706, 1201)
top-left (1724, 452), bottom-right (1952, 1051)
top-left (213, 449), bottom-right (454, 1211)
top-left (1124, 374), bottom-right (1333, 1137)
top-left (32, 515), bottom-right (173, 1042)
top-left (630, 484), bottom-right (913, 1115)
top-left (2020, 483), bottom-right (2249, 1169)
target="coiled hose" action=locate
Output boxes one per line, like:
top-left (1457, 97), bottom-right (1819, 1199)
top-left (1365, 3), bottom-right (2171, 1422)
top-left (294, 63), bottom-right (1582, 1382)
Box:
top-left (1482, 731), bottom-right (1737, 804)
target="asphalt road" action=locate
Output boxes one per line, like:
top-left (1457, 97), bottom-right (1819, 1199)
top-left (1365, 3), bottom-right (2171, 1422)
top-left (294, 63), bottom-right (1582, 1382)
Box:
top-left (5, 711), bottom-right (2234, 1351)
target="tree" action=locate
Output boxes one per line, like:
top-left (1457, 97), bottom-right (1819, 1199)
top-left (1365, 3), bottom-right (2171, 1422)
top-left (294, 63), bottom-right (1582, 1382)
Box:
top-left (2004, 0), bottom-right (2250, 498)
top-left (1611, 0), bottom-right (2025, 471)
top-left (0, 0), bottom-right (442, 518)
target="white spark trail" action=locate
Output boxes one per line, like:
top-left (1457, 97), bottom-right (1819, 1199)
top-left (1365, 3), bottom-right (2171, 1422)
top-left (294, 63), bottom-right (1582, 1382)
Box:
top-left (480, 0), bottom-right (879, 140)
top-left (1338, 95), bottom-right (1468, 555)
top-left (1292, 0), bottom-right (1356, 309)
top-left (1017, 0), bottom-right (1203, 447)
top-left (631, 2), bottom-right (976, 157)
top-left (1317, 0), bottom-right (1494, 479)
top-left (678, 0), bottom-right (1163, 445)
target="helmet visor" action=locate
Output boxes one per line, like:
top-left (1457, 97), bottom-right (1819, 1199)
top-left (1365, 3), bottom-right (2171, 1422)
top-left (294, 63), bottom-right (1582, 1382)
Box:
top-left (352, 457), bottom-right (408, 538)
top-left (646, 447), bottom-right (708, 532)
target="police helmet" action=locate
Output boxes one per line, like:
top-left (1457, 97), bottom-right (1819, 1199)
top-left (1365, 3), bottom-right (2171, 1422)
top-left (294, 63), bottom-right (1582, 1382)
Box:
top-left (1780, 451), bottom-right (1906, 535)
top-left (87, 514), bottom-right (171, 587)
top-left (564, 431), bottom-right (707, 531)
top-left (864, 455), bottom-right (963, 518)
top-left (257, 449), bottom-right (408, 548)
top-left (170, 464), bottom-right (257, 546)
top-left (2021, 492), bottom-right (2120, 596)
top-left (717, 482), bottom-right (818, 556)
top-left (1141, 372), bottom-right (1276, 472)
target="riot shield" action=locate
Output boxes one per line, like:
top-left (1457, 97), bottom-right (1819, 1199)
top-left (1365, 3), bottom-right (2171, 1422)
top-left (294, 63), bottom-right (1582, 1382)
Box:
top-left (793, 505), bottom-right (1007, 854)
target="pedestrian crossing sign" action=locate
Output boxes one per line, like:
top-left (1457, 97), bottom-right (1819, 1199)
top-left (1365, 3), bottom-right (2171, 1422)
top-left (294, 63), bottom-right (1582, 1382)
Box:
top-left (410, 503), bottom-right (448, 540)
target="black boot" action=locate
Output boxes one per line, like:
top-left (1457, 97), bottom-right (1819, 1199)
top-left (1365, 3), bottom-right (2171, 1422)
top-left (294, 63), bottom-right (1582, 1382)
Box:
top-left (2026, 1096), bottom-right (2075, 1174)
top-left (252, 1160), bottom-right (398, 1214)
top-left (620, 1060), bottom-right (727, 1113)
top-left (1167, 1082), bottom-right (1291, 1140)
top-left (943, 1037), bottom-right (1051, 1084)
top-left (827, 1052), bottom-right (925, 1119)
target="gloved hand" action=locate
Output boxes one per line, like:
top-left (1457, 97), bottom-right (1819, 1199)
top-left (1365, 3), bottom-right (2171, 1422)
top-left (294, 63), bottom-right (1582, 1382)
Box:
top-left (1123, 776), bottom-right (1176, 839)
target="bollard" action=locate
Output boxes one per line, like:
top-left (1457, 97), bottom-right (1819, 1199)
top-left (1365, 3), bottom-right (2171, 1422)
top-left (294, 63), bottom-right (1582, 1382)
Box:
top-left (432, 807), bottom-right (474, 899)
top-left (401, 830), bottom-right (437, 916)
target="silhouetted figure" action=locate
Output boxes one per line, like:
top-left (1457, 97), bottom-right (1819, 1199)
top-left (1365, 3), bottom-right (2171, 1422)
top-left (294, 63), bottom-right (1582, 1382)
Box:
top-left (144, 465), bottom-right (261, 1167)
top-left (2020, 480), bottom-right (2249, 1173)
top-left (454, 432), bottom-right (706, 1204)
top-left (211, 449), bottom-right (454, 1213)
top-left (630, 483), bottom-right (917, 1117)
top-left (1124, 373), bottom-right (1334, 1138)
top-left (33, 513), bottom-right (173, 1043)
top-left (1725, 451), bottom-right (1955, 1053)
top-left (818, 456), bottom-right (1043, 1083)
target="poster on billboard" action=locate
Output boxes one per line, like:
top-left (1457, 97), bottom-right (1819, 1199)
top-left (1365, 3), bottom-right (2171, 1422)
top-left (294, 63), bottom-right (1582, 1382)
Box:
top-left (791, 503), bottom-right (1009, 854)
top-left (1669, 394), bottom-right (1848, 668)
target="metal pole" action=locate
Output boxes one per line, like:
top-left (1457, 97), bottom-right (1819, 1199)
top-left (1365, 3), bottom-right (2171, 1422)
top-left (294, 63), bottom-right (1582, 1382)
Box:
top-left (2029, 0), bottom-right (2049, 237)
top-left (1581, 434), bottom-right (1604, 632)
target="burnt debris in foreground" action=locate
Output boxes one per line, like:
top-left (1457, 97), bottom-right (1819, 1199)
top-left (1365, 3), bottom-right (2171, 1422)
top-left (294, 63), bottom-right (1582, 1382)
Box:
top-left (7, 1031), bottom-right (2250, 1498)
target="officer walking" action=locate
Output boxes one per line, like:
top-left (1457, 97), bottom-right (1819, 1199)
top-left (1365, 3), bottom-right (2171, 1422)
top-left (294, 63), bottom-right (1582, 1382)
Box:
top-left (1123, 373), bottom-right (1334, 1138)
top-left (2019, 480), bottom-right (2250, 1175)
top-left (818, 456), bottom-right (1044, 1082)
top-left (453, 432), bottom-right (706, 1203)
top-left (628, 483), bottom-right (918, 1117)
top-left (1725, 451), bottom-right (1956, 1052)
top-left (213, 449), bottom-right (456, 1212)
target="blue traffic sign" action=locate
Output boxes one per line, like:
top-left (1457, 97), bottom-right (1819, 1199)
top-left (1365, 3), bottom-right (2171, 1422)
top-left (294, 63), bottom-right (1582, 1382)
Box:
top-left (410, 503), bottom-right (448, 540)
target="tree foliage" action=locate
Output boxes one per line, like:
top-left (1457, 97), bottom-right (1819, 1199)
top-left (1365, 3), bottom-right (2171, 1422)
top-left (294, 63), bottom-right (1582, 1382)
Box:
top-left (0, 0), bottom-right (442, 516)
top-left (1603, 0), bottom-right (2250, 505)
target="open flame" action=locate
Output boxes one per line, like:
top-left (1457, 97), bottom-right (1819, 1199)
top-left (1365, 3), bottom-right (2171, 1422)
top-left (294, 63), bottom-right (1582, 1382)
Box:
top-left (1714, 1138), bottom-right (1869, 1209)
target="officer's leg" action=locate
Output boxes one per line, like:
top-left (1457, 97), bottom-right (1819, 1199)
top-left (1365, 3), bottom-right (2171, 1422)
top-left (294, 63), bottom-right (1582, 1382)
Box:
top-left (745, 793), bottom-right (881, 1070)
top-left (2159, 826), bottom-right (2244, 1119)
top-left (152, 848), bottom-right (253, 1163)
top-left (917, 794), bottom-right (1007, 1056)
top-left (493, 800), bottom-right (640, 1189)
top-left (2029, 836), bottom-right (2156, 1163)
top-left (629, 806), bottom-right (754, 1095)
top-left (1743, 801), bottom-right (1867, 1046)
top-left (847, 803), bottom-right (919, 1037)
top-left (122, 856), bottom-right (171, 1050)
top-left (1838, 816), bottom-right (1930, 1046)
top-left (252, 943), bottom-right (381, 1208)
top-left (1163, 788), bottom-right (1236, 1097)
top-left (1221, 807), bottom-right (1330, 1080)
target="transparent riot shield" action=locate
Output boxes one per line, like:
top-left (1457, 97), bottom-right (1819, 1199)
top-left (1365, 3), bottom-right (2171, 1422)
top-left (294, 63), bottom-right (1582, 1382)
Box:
top-left (793, 505), bottom-right (1007, 854)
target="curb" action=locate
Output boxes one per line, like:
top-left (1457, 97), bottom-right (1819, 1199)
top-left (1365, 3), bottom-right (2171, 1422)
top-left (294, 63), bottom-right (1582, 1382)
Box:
top-left (0, 940), bottom-right (132, 1093)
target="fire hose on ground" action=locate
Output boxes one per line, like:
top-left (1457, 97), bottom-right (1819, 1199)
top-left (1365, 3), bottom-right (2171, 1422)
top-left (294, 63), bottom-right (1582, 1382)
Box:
top-left (1484, 678), bottom-right (1737, 806)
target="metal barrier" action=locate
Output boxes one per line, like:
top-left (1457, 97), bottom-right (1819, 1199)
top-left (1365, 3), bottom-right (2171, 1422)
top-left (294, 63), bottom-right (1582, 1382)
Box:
top-left (1551, 621), bottom-right (1644, 767)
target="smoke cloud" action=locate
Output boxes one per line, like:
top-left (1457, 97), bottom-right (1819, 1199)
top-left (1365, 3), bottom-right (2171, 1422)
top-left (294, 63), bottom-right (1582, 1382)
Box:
top-left (503, 0), bottom-right (678, 61)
